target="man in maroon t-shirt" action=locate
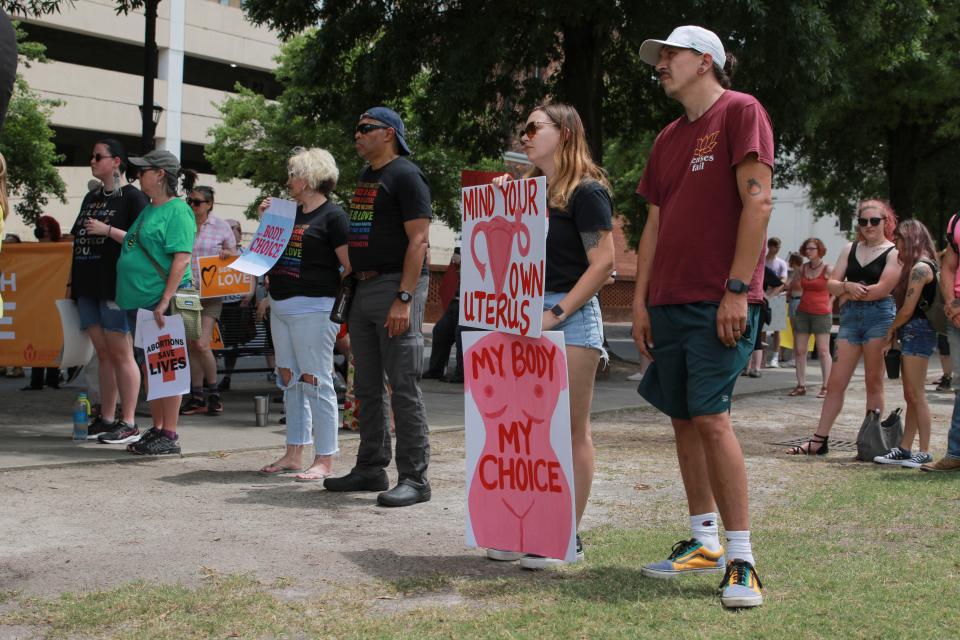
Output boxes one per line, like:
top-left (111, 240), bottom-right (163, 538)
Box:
top-left (631, 25), bottom-right (774, 609)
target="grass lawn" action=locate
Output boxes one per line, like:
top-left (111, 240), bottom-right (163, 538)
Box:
top-left (3, 465), bottom-right (957, 639)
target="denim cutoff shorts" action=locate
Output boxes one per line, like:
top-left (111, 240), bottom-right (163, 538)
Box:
top-left (543, 292), bottom-right (604, 353)
top-left (76, 296), bottom-right (130, 333)
top-left (837, 298), bottom-right (895, 345)
top-left (898, 316), bottom-right (937, 358)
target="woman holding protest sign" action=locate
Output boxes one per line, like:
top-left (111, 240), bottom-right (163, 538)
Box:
top-left (67, 138), bottom-right (148, 441)
top-left (180, 186), bottom-right (237, 417)
top-left (85, 149), bottom-right (197, 456)
top-left (487, 103), bottom-right (615, 568)
top-left (255, 147), bottom-right (351, 482)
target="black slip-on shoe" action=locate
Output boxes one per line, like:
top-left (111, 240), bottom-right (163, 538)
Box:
top-left (377, 481), bottom-right (431, 507)
top-left (323, 471), bottom-right (389, 492)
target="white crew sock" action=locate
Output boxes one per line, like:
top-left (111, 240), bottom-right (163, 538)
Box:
top-left (690, 512), bottom-right (721, 552)
top-left (725, 530), bottom-right (755, 565)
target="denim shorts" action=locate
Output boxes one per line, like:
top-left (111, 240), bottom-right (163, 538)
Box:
top-left (76, 296), bottom-right (130, 333)
top-left (543, 292), bottom-right (604, 353)
top-left (837, 298), bottom-right (895, 345)
top-left (898, 316), bottom-right (937, 358)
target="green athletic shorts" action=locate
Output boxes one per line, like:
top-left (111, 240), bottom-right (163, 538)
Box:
top-left (637, 302), bottom-right (760, 420)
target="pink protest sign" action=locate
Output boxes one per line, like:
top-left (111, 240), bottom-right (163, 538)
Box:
top-left (460, 176), bottom-right (547, 338)
top-left (462, 330), bottom-right (576, 562)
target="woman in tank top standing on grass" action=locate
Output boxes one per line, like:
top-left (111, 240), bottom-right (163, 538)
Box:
top-left (788, 200), bottom-right (901, 455)
top-left (873, 220), bottom-right (938, 468)
top-left (787, 238), bottom-right (833, 398)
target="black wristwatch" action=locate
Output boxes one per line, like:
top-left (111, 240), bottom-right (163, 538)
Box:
top-left (725, 279), bottom-right (749, 295)
top-left (550, 303), bottom-right (565, 319)
top-left (396, 290), bottom-right (413, 303)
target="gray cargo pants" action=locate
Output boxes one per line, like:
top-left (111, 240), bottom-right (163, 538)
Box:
top-left (347, 273), bottom-right (430, 484)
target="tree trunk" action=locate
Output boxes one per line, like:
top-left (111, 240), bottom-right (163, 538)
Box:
top-left (885, 125), bottom-right (917, 220)
top-left (555, 19), bottom-right (608, 164)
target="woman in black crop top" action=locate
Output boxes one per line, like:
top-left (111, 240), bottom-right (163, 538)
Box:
top-left (789, 199), bottom-right (901, 455)
top-left (872, 220), bottom-right (938, 467)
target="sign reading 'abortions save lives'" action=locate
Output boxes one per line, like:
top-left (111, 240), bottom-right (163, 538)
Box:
top-left (135, 310), bottom-right (191, 401)
top-left (462, 330), bottom-right (577, 562)
top-left (227, 199), bottom-right (297, 277)
top-left (460, 176), bottom-right (547, 338)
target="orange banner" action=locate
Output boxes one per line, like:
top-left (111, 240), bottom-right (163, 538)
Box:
top-left (0, 243), bottom-right (72, 367)
top-left (198, 255), bottom-right (256, 299)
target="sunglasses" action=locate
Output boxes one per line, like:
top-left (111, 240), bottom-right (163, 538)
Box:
top-left (857, 217), bottom-right (884, 227)
top-left (356, 123), bottom-right (389, 135)
top-left (90, 153), bottom-right (113, 162)
top-left (521, 121), bottom-right (560, 139)
top-left (186, 198), bottom-right (208, 207)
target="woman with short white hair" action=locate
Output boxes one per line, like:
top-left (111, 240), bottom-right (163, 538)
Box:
top-left (257, 147), bottom-right (351, 481)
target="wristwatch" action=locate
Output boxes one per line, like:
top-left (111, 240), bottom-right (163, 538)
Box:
top-left (550, 303), bottom-right (565, 319)
top-left (725, 279), bottom-right (749, 295)
top-left (396, 290), bottom-right (413, 303)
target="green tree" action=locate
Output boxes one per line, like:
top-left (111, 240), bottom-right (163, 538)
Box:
top-left (0, 21), bottom-right (65, 225)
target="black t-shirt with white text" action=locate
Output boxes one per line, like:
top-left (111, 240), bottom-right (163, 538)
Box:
top-left (545, 181), bottom-right (613, 292)
top-left (347, 156), bottom-right (432, 274)
top-left (70, 184), bottom-right (149, 300)
top-left (267, 200), bottom-right (349, 300)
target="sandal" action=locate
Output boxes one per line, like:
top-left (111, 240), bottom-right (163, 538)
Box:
top-left (258, 464), bottom-right (302, 476)
top-left (788, 385), bottom-right (806, 397)
top-left (817, 386), bottom-right (828, 398)
top-left (786, 434), bottom-right (829, 456)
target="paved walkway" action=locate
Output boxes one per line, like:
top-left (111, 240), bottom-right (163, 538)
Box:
top-left (0, 324), bottom-right (835, 471)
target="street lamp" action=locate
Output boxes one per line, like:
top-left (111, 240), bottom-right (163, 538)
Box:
top-left (139, 103), bottom-right (164, 151)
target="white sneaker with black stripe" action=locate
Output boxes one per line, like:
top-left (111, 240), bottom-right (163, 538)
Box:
top-left (874, 447), bottom-right (911, 465)
top-left (901, 451), bottom-right (933, 468)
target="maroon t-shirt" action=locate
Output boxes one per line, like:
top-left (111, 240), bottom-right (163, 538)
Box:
top-left (637, 90), bottom-right (775, 306)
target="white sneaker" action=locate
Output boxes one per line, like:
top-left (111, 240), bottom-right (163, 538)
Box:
top-left (874, 447), bottom-right (911, 465)
top-left (767, 356), bottom-right (780, 368)
top-left (485, 548), bottom-right (522, 562)
top-left (626, 372), bottom-right (644, 381)
top-left (518, 536), bottom-right (583, 570)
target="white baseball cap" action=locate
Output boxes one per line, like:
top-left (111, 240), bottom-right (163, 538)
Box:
top-left (639, 25), bottom-right (726, 69)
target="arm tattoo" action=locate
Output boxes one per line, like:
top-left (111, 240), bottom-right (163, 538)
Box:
top-left (746, 178), bottom-right (762, 196)
top-left (906, 287), bottom-right (915, 299)
top-left (580, 231), bottom-right (602, 252)
top-left (910, 268), bottom-right (924, 283)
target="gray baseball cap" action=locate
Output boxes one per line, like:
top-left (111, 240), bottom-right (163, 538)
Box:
top-left (128, 149), bottom-right (181, 174)
top-left (639, 25), bottom-right (726, 69)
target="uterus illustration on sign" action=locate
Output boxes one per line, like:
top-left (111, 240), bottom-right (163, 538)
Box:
top-left (466, 331), bottom-right (572, 559)
top-left (470, 210), bottom-right (531, 297)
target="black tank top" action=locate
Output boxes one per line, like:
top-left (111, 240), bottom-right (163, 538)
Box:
top-left (911, 259), bottom-right (938, 321)
top-left (846, 242), bottom-right (894, 286)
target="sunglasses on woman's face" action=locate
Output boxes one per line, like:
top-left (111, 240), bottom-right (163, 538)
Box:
top-left (857, 217), bottom-right (883, 227)
top-left (520, 121), bottom-right (559, 140)
top-left (186, 198), bottom-right (208, 207)
top-left (90, 153), bottom-right (113, 162)
top-left (804, 246), bottom-right (818, 251)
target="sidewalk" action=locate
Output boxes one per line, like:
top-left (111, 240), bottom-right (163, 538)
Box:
top-left (0, 323), bottom-right (835, 471)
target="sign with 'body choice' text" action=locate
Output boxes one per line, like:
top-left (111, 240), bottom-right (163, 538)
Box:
top-left (460, 176), bottom-right (547, 338)
top-left (462, 330), bottom-right (576, 562)
top-left (227, 199), bottom-right (297, 277)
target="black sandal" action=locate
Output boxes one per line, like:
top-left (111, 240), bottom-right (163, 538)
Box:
top-left (786, 434), bottom-right (829, 456)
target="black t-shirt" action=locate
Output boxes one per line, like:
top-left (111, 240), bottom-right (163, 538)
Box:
top-left (70, 184), bottom-right (149, 300)
top-left (347, 156), bottom-right (432, 274)
top-left (545, 181), bottom-right (613, 292)
top-left (267, 200), bottom-right (349, 300)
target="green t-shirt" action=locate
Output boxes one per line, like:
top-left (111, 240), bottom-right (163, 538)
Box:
top-left (115, 198), bottom-right (196, 310)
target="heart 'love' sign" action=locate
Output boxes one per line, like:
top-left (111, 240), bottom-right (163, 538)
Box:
top-left (198, 255), bottom-right (256, 298)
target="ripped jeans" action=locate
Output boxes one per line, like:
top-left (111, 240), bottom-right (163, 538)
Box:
top-left (270, 303), bottom-right (340, 455)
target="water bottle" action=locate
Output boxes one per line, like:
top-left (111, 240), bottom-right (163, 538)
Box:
top-left (72, 392), bottom-right (90, 442)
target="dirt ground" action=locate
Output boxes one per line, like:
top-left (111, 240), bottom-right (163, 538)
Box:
top-left (0, 377), bottom-right (953, 599)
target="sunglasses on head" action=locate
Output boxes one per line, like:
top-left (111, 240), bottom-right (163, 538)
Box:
top-left (186, 198), bottom-right (208, 207)
top-left (857, 217), bottom-right (884, 227)
top-left (521, 121), bottom-right (560, 140)
top-left (90, 153), bottom-right (113, 162)
top-left (356, 123), bottom-right (389, 135)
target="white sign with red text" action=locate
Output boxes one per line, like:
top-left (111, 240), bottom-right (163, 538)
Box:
top-left (460, 176), bottom-right (547, 338)
top-left (137, 310), bottom-right (191, 401)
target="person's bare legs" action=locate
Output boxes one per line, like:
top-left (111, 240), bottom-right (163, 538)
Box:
top-left (188, 315), bottom-right (219, 389)
top-left (691, 412), bottom-right (749, 531)
top-left (87, 326), bottom-right (118, 421)
top-left (815, 333), bottom-right (832, 393)
top-left (900, 355), bottom-right (931, 452)
top-left (789, 339), bottom-right (862, 453)
top-left (672, 418), bottom-right (718, 516)
top-left (105, 329), bottom-right (139, 424)
top-left (794, 332), bottom-right (811, 387)
top-left (566, 345), bottom-right (602, 526)
top-left (861, 337), bottom-right (887, 414)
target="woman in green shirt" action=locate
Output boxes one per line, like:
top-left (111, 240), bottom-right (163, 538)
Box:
top-left (85, 149), bottom-right (197, 456)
